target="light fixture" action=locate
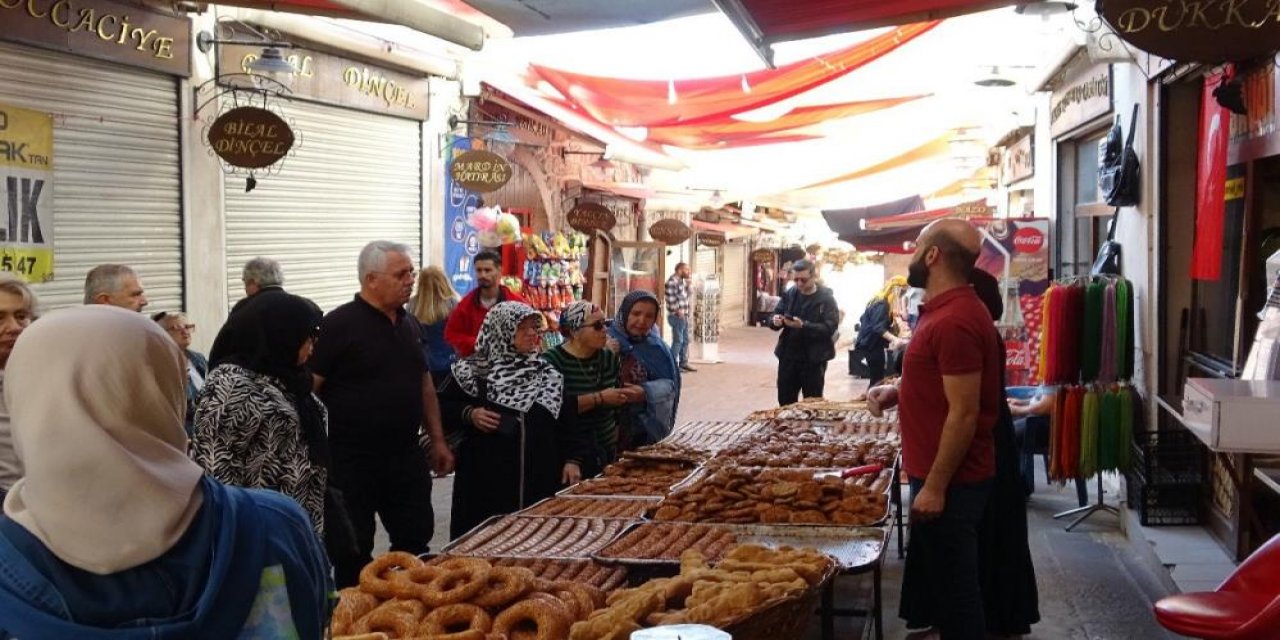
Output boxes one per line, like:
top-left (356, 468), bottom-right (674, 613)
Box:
top-left (562, 147), bottom-right (615, 171)
top-left (196, 30), bottom-right (295, 76)
top-left (1014, 1), bottom-right (1078, 15)
top-left (709, 190), bottom-right (725, 208)
top-left (974, 66), bottom-right (1016, 88)
top-left (448, 115), bottom-right (519, 156)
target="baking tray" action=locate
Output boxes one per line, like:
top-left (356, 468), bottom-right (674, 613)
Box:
top-left (649, 466), bottom-right (892, 528)
top-left (557, 471), bottom-right (692, 498)
top-left (518, 495), bottom-right (660, 519)
top-left (715, 523), bottom-right (888, 572)
top-left (441, 514), bottom-right (631, 559)
top-left (424, 555), bottom-right (631, 591)
top-left (594, 520), bottom-right (740, 566)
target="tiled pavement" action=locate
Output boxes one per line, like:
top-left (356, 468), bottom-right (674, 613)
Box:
top-left (384, 326), bottom-right (1215, 639)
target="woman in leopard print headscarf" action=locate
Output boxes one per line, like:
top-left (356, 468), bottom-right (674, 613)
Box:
top-left (439, 302), bottom-right (590, 538)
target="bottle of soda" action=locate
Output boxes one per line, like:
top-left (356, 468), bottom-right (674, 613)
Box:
top-left (997, 276), bottom-right (1030, 387)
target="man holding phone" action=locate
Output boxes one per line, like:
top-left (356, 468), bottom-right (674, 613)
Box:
top-left (768, 259), bottom-right (840, 405)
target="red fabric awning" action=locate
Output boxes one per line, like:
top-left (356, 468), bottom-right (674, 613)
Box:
top-left (862, 198), bottom-right (986, 230)
top-left (726, 0), bottom-right (1019, 43)
top-left (647, 95), bottom-right (926, 149)
top-left (531, 21), bottom-right (938, 127)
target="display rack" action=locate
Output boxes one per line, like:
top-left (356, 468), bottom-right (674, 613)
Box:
top-left (693, 275), bottom-right (722, 363)
top-left (522, 231), bottom-right (589, 344)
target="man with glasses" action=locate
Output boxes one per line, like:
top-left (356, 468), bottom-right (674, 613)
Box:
top-left (310, 240), bottom-right (455, 587)
top-left (152, 311), bottom-right (208, 436)
top-left (768, 259), bottom-right (840, 406)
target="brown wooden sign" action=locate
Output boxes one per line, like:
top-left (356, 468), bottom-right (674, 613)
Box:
top-left (208, 107), bottom-right (294, 169)
top-left (450, 150), bottom-right (511, 193)
top-left (648, 219), bottom-right (692, 245)
top-left (566, 202), bottom-right (616, 233)
top-left (219, 40), bottom-right (430, 119)
top-left (0, 0), bottom-right (190, 76)
top-left (1100, 0), bottom-right (1280, 63)
top-left (697, 231), bottom-right (726, 248)
top-left (752, 249), bottom-right (776, 264)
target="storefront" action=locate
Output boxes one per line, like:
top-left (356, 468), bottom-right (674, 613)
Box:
top-left (0, 1), bottom-right (191, 309)
top-left (691, 215), bottom-right (758, 328)
top-left (996, 126), bottom-right (1035, 217)
top-left (215, 28), bottom-right (429, 311)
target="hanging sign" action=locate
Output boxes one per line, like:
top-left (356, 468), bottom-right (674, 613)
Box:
top-left (751, 249), bottom-right (776, 264)
top-left (0, 0), bottom-right (191, 76)
top-left (1099, 0), bottom-right (1280, 63)
top-left (450, 150), bottom-right (511, 193)
top-left (207, 107), bottom-right (294, 169)
top-left (1050, 60), bottom-right (1112, 138)
top-left (566, 202), bottom-right (616, 233)
top-left (0, 103), bottom-right (54, 282)
top-left (697, 231), bottom-right (726, 248)
top-left (648, 218), bottom-right (692, 245)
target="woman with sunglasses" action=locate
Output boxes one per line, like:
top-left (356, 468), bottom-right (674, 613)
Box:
top-left (542, 301), bottom-right (644, 476)
top-left (190, 292), bottom-right (331, 537)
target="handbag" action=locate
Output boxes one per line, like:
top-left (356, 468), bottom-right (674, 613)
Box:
top-left (1100, 104), bottom-right (1141, 207)
top-left (1091, 207), bottom-right (1124, 276)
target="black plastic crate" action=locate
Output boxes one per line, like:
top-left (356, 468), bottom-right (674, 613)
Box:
top-left (1126, 430), bottom-right (1206, 526)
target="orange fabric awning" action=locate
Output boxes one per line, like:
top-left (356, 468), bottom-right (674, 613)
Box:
top-left (796, 134), bottom-right (951, 190)
top-left (531, 21), bottom-right (938, 127)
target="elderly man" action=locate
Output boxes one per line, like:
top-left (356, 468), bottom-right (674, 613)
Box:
top-left (234, 257), bottom-right (285, 311)
top-left (0, 275), bottom-right (36, 501)
top-left (83, 264), bottom-right (148, 311)
top-left (868, 219), bottom-right (1003, 639)
top-left (310, 240), bottom-right (454, 587)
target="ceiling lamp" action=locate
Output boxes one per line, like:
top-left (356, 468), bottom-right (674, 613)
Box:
top-left (484, 125), bottom-right (518, 157)
top-left (709, 190), bottom-right (725, 208)
top-left (1014, 1), bottom-right (1078, 15)
top-left (196, 30), bottom-right (295, 77)
top-left (974, 66), bottom-right (1016, 88)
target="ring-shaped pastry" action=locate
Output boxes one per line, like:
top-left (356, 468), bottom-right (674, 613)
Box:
top-left (491, 599), bottom-right (572, 640)
top-left (358, 551), bottom-right (425, 599)
top-left (419, 602), bottom-right (493, 637)
top-left (422, 567), bottom-right (490, 607)
top-left (470, 566), bottom-right (535, 609)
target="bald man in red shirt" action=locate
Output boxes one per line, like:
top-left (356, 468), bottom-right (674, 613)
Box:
top-left (869, 219), bottom-right (1003, 639)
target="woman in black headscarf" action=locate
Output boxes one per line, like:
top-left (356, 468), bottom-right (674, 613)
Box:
top-left (968, 269), bottom-right (1041, 637)
top-left (190, 292), bottom-right (329, 536)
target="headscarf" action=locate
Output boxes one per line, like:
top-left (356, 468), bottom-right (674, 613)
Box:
top-left (607, 291), bottom-right (679, 385)
top-left (968, 268), bottom-right (1003, 321)
top-left (558, 300), bottom-right (601, 336)
top-left (3, 305), bottom-right (205, 574)
top-left (873, 275), bottom-right (908, 304)
top-left (451, 302), bottom-right (563, 415)
top-left (221, 292), bottom-right (322, 397)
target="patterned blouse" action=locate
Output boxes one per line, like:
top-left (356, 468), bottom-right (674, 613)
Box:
top-left (190, 364), bottom-right (327, 536)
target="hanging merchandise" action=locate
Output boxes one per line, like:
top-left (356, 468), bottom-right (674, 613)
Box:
top-left (521, 230), bottom-right (589, 332)
top-left (694, 276), bottom-right (722, 345)
top-left (1039, 276), bottom-right (1136, 386)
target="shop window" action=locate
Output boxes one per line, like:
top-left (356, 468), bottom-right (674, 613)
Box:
top-left (1057, 129), bottom-right (1112, 276)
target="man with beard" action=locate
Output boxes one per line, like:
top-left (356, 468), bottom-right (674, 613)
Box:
top-left (310, 241), bottom-right (455, 587)
top-left (445, 249), bottom-right (528, 357)
top-left (868, 219), bottom-right (1002, 640)
top-left (768, 259), bottom-right (840, 406)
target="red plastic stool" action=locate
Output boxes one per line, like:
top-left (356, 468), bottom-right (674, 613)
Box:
top-left (1154, 534), bottom-right (1280, 639)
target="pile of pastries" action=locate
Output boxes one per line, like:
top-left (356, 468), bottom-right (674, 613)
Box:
top-left (333, 552), bottom-right (607, 640)
top-left (597, 522), bottom-right (739, 562)
top-left (569, 543), bottom-right (834, 640)
top-left (521, 497), bottom-right (657, 520)
top-left (710, 428), bottom-right (898, 468)
top-left (447, 516), bottom-right (628, 558)
top-left (650, 467), bottom-right (890, 526)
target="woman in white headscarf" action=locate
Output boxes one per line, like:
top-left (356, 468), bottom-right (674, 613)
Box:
top-left (0, 305), bottom-right (331, 639)
top-left (438, 301), bottom-right (589, 538)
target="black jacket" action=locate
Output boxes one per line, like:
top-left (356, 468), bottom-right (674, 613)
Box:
top-left (770, 285), bottom-right (840, 363)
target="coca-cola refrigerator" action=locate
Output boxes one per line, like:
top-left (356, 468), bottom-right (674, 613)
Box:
top-left (971, 217), bottom-right (1050, 386)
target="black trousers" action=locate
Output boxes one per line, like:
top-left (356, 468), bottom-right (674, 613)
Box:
top-left (901, 478), bottom-right (993, 640)
top-left (849, 347), bottom-right (886, 384)
top-left (777, 358), bottom-right (827, 406)
top-left (330, 446), bottom-right (434, 588)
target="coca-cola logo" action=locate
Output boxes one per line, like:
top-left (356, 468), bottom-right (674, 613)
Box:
top-left (1012, 227), bottom-right (1045, 254)
top-left (1005, 340), bottom-right (1029, 369)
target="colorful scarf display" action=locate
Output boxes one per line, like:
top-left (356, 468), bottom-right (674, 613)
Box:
top-left (1039, 277), bottom-right (1136, 385)
top-left (1047, 383), bottom-right (1140, 482)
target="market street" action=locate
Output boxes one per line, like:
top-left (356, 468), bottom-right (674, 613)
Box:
top-left (399, 325), bottom-right (1181, 639)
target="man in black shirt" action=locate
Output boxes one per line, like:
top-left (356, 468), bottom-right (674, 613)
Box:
top-left (311, 240), bottom-right (454, 587)
top-left (769, 259), bottom-right (840, 406)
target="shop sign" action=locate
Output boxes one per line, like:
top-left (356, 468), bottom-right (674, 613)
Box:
top-left (207, 107), bottom-right (295, 170)
top-left (450, 150), bottom-right (511, 193)
top-left (0, 103), bottom-right (54, 282)
top-left (956, 203), bottom-right (995, 217)
top-left (1099, 0), bottom-right (1280, 63)
top-left (1002, 133), bottom-right (1034, 185)
top-left (648, 218), bottom-right (692, 245)
top-left (0, 0), bottom-right (190, 76)
top-left (219, 42), bottom-right (430, 119)
top-left (1050, 61), bottom-right (1112, 138)
top-left (566, 202), bottom-right (616, 233)
top-left (697, 231), bottom-right (726, 248)
top-left (751, 248), bottom-right (776, 264)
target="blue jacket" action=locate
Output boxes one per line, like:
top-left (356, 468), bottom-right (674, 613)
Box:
top-left (0, 476), bottom-right (332, 639)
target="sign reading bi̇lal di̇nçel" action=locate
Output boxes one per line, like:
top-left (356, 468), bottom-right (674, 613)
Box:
top-left (0, 103), bottom-right (54, 283)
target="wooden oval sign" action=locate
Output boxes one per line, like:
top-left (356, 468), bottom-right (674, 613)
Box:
top-left (566, 202), bottom-right (616, 233)
top-left (648, 218), bottom-right (692, 245)
top-left (1099, 0), bottom-right (1280, 63)
top-left (752, 249), bottom-right (776, 264)
top-left (451, 150), bottom-right (512, 193)
top-left (208, 107), bottom-right (294, 169)
top-left (697, 232), bottom-right (725, 248)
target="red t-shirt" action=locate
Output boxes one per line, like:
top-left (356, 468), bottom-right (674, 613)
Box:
top-left (898, 286), bottom-right (1001, 484)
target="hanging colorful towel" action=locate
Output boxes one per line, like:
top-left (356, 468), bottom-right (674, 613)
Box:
top-left (1064, 285), bottom-right (1085, 383)
top-left (1099, 281), bottom-right (1118, 383)
top-left (1082, 282), bottom-right (1105, 382)
top-left (1079, 388), bottom-right (1100, 478)
top-left (1118, 387), bottom-right (1135, 472)
top-left (1062, 386), bottom-right (1083, 480)
top-left (1039, 286), bottom-right (1054, 383)
top-left (1098, 390), bottom-right (1120, 472)
top-left (1049, 385), bottom-right (1066, 480)
top-left (1122, 279), bottom-right (1136, 380)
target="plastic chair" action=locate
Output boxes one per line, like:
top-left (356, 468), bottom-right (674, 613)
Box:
top-left (1154, 533), bottom-right (1280, 639)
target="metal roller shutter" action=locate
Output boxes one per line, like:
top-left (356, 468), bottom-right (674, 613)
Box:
top-left (694, 247), bottom-right (718, 282)
top-left (225, 100), bottom-right (422, 312)
top-left (722, 243), bottom-right (746, 327)
top-left (0, 42), bottom-right (182, 311)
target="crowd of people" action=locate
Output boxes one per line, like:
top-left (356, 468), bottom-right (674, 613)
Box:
top-left (0, 223), bottom-right (1039, 638)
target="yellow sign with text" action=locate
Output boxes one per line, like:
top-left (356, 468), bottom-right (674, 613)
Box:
top-left (0, 103), bottom-right (55, 282)
top-left (1225, 177), bottom-right (1245, 201)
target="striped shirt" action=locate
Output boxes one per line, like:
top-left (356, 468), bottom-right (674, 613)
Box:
top-left (542, 345), bottom-right (622, 457)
